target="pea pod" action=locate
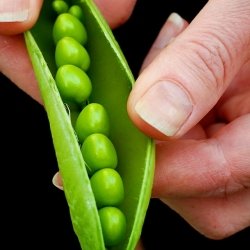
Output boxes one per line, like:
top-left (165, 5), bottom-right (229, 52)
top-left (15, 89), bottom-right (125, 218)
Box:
top-left (24, 0), bottom-right (155, 249)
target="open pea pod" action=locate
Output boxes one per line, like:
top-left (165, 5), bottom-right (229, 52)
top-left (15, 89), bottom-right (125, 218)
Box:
top-left (24, 0), bottom-right (155, 249)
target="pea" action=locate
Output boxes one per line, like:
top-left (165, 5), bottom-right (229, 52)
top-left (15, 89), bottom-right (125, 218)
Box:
top-left (55, 36), bottom-right (90, 72)
top-left (68, 5), bottom-right (84, 22)
top-left (53, 13), bottom-right (87, 45)
top-left (98, 207), bottom-right (126, 247)
top-left (55, 65), bottom-right (92, 106)
top-left (75, 103), bottom-right (110, 144)
top-left (90, 168), bottom-right (124, 208)
top-left (81, 133), bottom-right (118, 175)
top-left (52, 0), bottom-right (69, 15)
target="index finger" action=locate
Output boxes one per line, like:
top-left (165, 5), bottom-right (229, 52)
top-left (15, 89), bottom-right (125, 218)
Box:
top-left (152, 115), bottom-right (250, 198)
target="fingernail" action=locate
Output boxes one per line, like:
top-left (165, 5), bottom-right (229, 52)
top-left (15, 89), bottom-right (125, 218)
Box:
top-left (0, 0), bottom-right (29, 22)
top-left (167, 37), bottom-right (175, 45)
top-left (167, 12), bottom-right (183, 30)
top-left (153, 12), bottom-right (182, 49)
top-left (135, 81), bottom-right (193, 136)
top-left (52, 172), bottom-right (64, 191)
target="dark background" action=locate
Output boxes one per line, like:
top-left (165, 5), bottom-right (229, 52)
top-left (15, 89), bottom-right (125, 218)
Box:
top-left (1, 0), bottom-right (249, 249)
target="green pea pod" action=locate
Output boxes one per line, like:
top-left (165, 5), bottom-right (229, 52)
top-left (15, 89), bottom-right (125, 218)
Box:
top-left (24, 0), bottom-right (155, 249)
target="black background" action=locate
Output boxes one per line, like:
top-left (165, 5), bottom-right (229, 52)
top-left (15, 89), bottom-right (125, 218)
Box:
top-left (1, 0), bottom-right (249, 249)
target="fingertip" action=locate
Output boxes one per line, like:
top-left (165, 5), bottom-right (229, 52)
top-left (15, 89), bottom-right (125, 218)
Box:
top-left (127, 90), bottom-right (171, 141)
top-left (94, 0), bottom-right (137, 29)
top-left (52, 172), bottom-right (64, 191)
top-left (128, 12), bottom-right (190, 141)
top-left (0, 0), bottom-right (43, 35)
top-left (129, 0), bottom-right (250, 141)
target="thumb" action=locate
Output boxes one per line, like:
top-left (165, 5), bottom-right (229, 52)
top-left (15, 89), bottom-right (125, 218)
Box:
top-left (128, 0), bottom-right (250, 140)
top-left (0, 0), bottom-right (43, 35)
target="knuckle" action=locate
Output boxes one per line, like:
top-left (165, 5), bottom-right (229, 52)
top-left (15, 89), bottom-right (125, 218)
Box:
top-left (179, 20), bottom-right (249, 94)
top-left (198, 138), bottom-right (250, 197)
top-left (183, 37), bottom-right (228, 94)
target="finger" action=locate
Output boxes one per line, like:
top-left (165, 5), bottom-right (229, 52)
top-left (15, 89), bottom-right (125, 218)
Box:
top-left (140, 13), bottom-right (188, 73)
top-left (135, 238), bottom-right (145, 250)
top-left (128, 0), bottom-right (250, 140)
top-left (161, 189), bottom-right (250, 239)
top-left (152, 114), bottom-right (250, 198)
top-left (219, 90), bottom-right (250, 121)
top-left (179, 123), bottom-right (207, 140)
top-left (0, 0), bottom-right (43, 104)
top-left (205, 122), bottom-right (226, 137)
top-left (215, 58), bottom-right (250, 122)
top-left (94, 0), bottom-right (137, 29)
top-left (0, 0), bottom-right (43, 35)
top-left (52, 172), bottom-right (63, 190)
top-left (0, 34), bottom-right (43, 104)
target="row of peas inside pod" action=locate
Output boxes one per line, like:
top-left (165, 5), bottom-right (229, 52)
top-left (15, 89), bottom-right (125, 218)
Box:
top-left (52, 1), bottom-right (126, 247)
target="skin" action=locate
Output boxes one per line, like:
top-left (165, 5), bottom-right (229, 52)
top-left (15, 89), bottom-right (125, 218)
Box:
top-left (127, 0), bottom-right (250, 240)
top-left (0, 0), bottom-right (249, 243)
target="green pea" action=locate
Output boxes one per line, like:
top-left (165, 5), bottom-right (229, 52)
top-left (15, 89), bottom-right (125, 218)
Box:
top-left (55, 37), bottom-right (90, 72)
top-left (55, 65), bottom-right (92, 106)
top-left (53, 13), bottom-right (87, 45)
top-left (75, 103), bottom-right (110, 144)
top-left (98, 207), bottom-right (126, 247)
top-left (90, 168), bottom-right (124, 208)
top-left (68, 5), bottom-right (84, 22)
top-left (81, 133), bottom-right (118, 175)
top-left (52, 1), bottom-right (69, 15)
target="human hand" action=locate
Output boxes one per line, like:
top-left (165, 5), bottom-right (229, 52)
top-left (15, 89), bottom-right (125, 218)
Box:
top-left (127, 0), bottom-right (250, 239)
top-left (0, 0), bottom-right (137, 104)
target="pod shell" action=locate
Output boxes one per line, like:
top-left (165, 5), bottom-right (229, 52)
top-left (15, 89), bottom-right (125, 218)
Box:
top-left (24, 0), bottom-right (155, 249)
